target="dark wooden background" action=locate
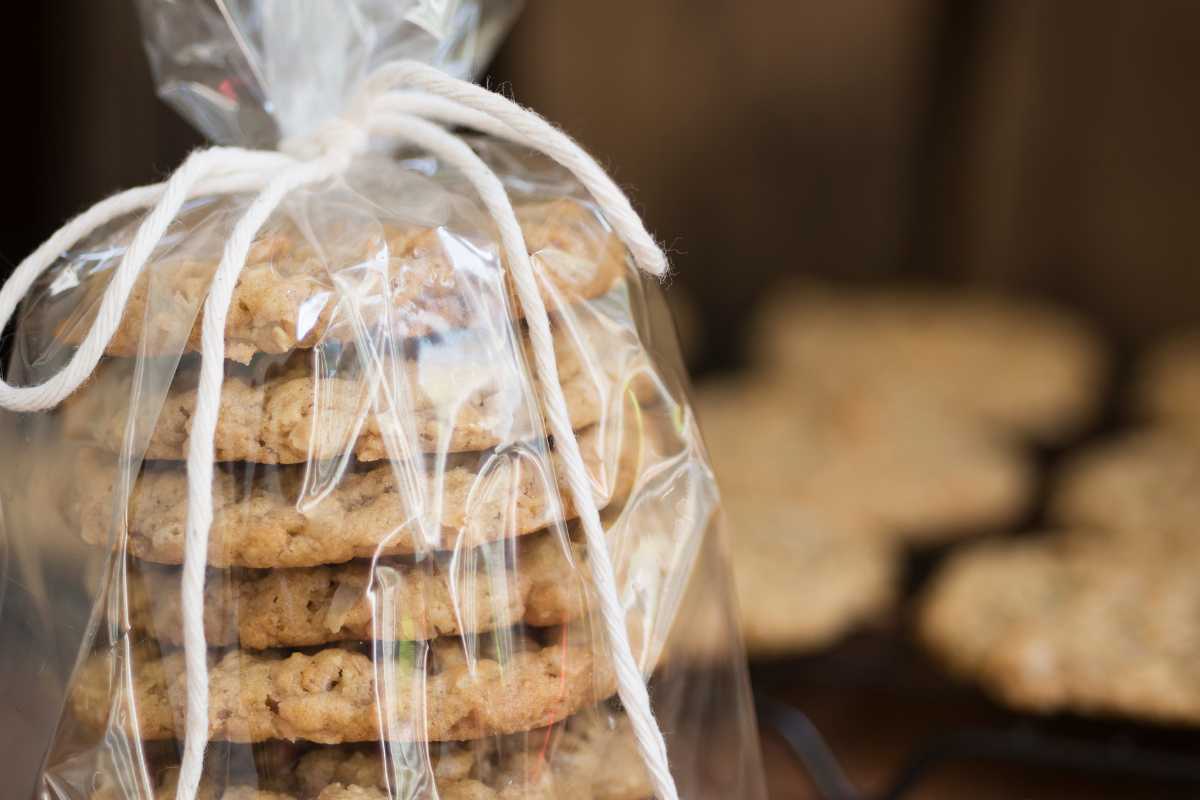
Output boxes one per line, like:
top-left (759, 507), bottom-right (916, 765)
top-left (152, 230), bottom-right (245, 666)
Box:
top-left (4, 1), bottom-right (1200, 370)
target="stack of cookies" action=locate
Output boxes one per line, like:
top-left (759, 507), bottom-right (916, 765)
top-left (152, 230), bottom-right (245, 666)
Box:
top-left (46, 192), bottom-right (685, 798)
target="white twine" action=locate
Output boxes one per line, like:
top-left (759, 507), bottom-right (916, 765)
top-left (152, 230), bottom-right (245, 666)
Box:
top-left (0, 61), bottom-right (678, 799)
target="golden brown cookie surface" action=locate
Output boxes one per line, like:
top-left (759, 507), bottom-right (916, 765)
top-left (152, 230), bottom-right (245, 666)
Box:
top-left (59, 198), bottom-right (626, 364)
top-left (64, 307), bottom-right (650, 464)
top-left (1134, 332), bottom-right (1200, 434)
top-left (698, 373), bottom-right (1033, 543)
top-left (77, 423), bottom-right (619, 567)
top-left (1051, 431), bottom-right (1200, 551)
top-left (720, 493), bottom-right (897, 658)
top-left (72, 625), bottom-right (616, 744)
top-left (126, 530), bottom-right (589, 649)
top-left (920, 536), bottom-right (1200, 724)
top-left (754, 282), bottom-right (1105, 440)
top-left (89, 712), bottom-right (650, 799)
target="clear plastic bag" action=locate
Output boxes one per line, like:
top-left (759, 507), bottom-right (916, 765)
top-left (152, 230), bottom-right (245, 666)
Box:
top-left (0, 2), bottom-right (765, 798)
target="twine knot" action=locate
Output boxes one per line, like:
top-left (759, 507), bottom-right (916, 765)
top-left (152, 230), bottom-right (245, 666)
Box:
top-left (279, 116), bottom-right (370, 164)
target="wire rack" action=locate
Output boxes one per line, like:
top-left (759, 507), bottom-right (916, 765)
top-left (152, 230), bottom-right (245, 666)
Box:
top-left (758, 694), bottom-right (1200, 800)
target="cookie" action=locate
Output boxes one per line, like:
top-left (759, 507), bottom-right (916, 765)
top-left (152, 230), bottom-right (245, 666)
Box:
top-left (294, 712), bottom-right (650, 800)
top-left (1134, 332), bottom-right (1200, 434)
top-left (697, 373), bottom-right (1032, 542)
top-left (920, 536), bottom-right (1200, 724)
top-left (722, 493), bottom-right (896, 657)
top-left (90, 713), bottom-right (650, 799)
top-left (126, 530), bottom-right (588, 649)
top-left (77, 383), bottom-right (671, 568)
top-left (57, 197), bottom-right (626, 364)
top-left (72, 624), bottom-right (616, 743)
top-left (64, 303), bottom-right (652, 463)
top-left (1051, 432), bottom-right (1200, 550)
top-left (754, 282), bottom-right (1105, 440)
top-left (76, 421), bottom-right (628, 567)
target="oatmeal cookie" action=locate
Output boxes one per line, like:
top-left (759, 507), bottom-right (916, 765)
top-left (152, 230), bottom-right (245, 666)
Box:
top-left (754, 282), bottom-right (1105, 440)
top-left (89, 712), bottom-right (649, 799)
top-left (64, 310), bottom-right (652, 463)
top-left (73, 625), bottom-right (617, 743)
top-left (126, 530), bottom-right (588, 648)
top-left (59, 199), bottom-right (626, 364)
top-left (921, 536), bottom-right (1200, 724)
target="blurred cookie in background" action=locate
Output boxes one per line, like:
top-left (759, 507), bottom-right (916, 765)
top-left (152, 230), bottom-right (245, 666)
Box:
top-left (694, 369), bottom-right (1033, 660)
top-left (698, 372), bottom-right (1034, 546)
top-left (919, 331), bottom-right (1200, 726)
top-left (920, 534), bottom-right (1200, 725)
top-left (695, 377), bottom-right (896, 657)
top-left (753, 282), bottom-right (1107, 442)
top-left (722, 492), bottom-right (897, 659)
top-left (1133, 331), bottom-right (1200, 435)
top-left (801, 382), bottom-right (1033, 541)
top-left (1051, 431), bottom-right (1200, 551)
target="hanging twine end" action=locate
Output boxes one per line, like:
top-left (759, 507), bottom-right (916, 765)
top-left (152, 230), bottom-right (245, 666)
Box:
top-left (644, 249), bottom-right (671, 279)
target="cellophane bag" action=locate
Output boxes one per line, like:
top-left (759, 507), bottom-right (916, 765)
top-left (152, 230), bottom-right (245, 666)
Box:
top-left (0, 2), bottom-right (766, 798)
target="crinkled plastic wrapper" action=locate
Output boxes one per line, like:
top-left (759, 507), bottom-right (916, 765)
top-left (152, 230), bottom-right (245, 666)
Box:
top-left (0, 4), bottom-right (765, 798)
